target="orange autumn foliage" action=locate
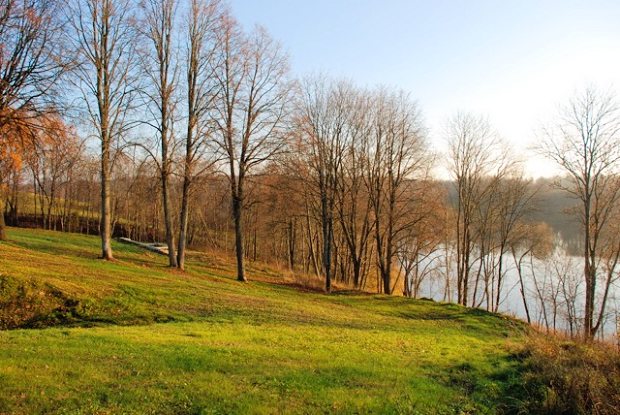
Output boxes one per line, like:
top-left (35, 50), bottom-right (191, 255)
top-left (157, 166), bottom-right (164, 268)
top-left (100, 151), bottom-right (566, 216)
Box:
top-left (0, 112), bottom-right (73, 182)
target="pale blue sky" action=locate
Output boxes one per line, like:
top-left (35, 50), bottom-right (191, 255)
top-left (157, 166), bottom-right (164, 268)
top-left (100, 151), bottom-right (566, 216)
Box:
top-left (229, 0), bottom-right (620, 177)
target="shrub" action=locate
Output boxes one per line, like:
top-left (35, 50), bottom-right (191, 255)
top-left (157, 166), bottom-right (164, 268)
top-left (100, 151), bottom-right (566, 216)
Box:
top-left (521, 336), bottom-right (620, 414)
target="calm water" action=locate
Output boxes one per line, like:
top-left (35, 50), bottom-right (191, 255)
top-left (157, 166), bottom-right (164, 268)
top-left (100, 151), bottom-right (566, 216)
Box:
top-left (411, 247), bottom-right (620, 340)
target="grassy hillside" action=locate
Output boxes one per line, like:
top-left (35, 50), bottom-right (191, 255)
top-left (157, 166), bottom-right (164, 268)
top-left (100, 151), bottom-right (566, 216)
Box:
top-left (0, 227), bottom-right (536, 414)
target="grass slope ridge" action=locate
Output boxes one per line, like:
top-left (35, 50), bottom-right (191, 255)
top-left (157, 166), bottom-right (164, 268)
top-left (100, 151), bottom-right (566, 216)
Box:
top-left (0, 228), bottom-right (532, 414)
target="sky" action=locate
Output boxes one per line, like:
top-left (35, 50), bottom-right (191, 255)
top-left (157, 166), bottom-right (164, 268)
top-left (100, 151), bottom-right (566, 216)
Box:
top-left (228, 0), bottom-right (620, 178)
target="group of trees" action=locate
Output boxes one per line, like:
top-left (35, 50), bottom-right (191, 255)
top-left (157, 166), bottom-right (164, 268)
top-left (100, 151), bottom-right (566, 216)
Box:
top-left (0, 0), bottom-right (619, 340)
top-left (539, 89), bottom-right (620, 339)
top-left (445, 113), bottom-right (538, 312)
top-left (0, 0), bottom-right (68, 239)
top-left (292, 79), bottom-right (440, 293)
top-left (67, 0), bottom-right (292, 277)
top-left (80, 0), bottom-right (294, 277)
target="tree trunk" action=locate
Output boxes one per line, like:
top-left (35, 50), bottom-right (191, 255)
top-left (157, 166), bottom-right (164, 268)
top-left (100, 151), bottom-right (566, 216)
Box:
top-left (101, 141), bottom-right (113, 260)
top-left (383, 267), bottom-right (391, 295)
top-left (305, 205), bottom-right (320, 277)
top-left (514, 250), bottom-right (531, 324)
top-left (323, 218), bottom-right (333, 293)
top-left (287, 218), bottom-right (295, 270)
top-left (585, 256), bottom-right (596, 339)
top-left (177, 176), bottom-right (190, 270)
top-left (462, 234), bottom-right (470, 307)
top-left (161, 167), bottom-right (177, 267)
top-left (321, 193), bottom-right (333, 293)
top-left (353, 258), bottom-right (362, 289)
top-left (494, 247), bottom-right (505, 313)
top-left (232, 193), bottom-right (246, 282)
top-left (583, 207), bottom-right (594, 339)
top-left (0, 197), bottom-right (6, 241)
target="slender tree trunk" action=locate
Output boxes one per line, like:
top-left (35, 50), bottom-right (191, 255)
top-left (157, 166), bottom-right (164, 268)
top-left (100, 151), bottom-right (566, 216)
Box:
top-left (160, 121), bottom-right (176, 266)
top-left (161, 166), bottom-right (177, 267)
top-left (494, 247), bottom-right (505, 313)
top-left (462, 235), bottom-right (470, 306)
top-left (0, 197), bottom-right (6, 241)
top-left (177, 177), bottom-right (190, 270)
top-left (47, 180), bottom-right (57, 231)
top-left (252, 227), bottom-right (257, 261)
top-left (232, 191), bottom-right (246, 282)
top-left (0, 170), bottom-right (6, 240)
top-left (586, 251), bottom-right (597, 339)
top-left (593, 250), bottom-right (619, 334)
top-left (10, 173), bottom-right (19, 225)
top-left (177, 2), bottom-right (196, 271)
top-left (305, 203), bottom-right (320, 277)
top-left (101, 141), bottom-right (113, 260)
top-left (456, 206), bottom-right (465, 305)
top-left (322, 194), bottom-right (333, 292)
top-left (33, 175), bottom-right (38, 226)
top-left (513, 249), bottom-right (531, 324)
top-left (584, 205), bottom-right (594, 339)
top-left (383, 241), bottom-right (392, 295)
top-left (353, 258), bottom-right (362, 289)
top-left (144, 0), bottom-right (178, 268)
top-left (287, 218), bottom-right (295, 270)
top-left (374, 211), bottom-right (386, 294)
top-left (382, 192), bottom-right (397, 295)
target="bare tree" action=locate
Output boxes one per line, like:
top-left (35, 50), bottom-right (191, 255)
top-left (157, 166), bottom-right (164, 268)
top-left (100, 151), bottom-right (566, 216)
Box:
top-left (69, 0), bottom-right (139, 259)
top-left (595, 210), bottom-right (620, 338)
top-left (397, 182), bottom-right (446, 298)
top-left (510, 222), bottom-right (554, 324)
top-left (336, 89), bottom-right (374, 289)
top-left (0, 120), bottom-right (36, 239)
top-left (536, 248), bottom-right (580, 334)
top-left (540, 87), bottom-right (620, 339)
top-left (177, 0), bottom-right (221, 270)
top-left (212, 14), bottom-right (291, 282)
top-left (26, 116), bottom-right (83, 229)
top-left (140, 0), bottom-right (179, 267)
top-left (295, 77), bottom-right (349, 292)
top-left (0, 0), bottom-right (67, 127)
top-left (490, 173), bottom-right (536, 312)
top-left (0, 0), bottom-right (66, 240)
top-left (366, 90), bottom-right (428, 294)
top-left (445, 113), bottom-right (504, 306)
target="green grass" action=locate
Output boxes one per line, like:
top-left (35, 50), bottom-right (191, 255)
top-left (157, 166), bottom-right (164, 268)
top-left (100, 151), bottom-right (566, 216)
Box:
top-left (9, 191), bottom-right (93, 217)
top-left (0, 227), bottom-right (535, 414)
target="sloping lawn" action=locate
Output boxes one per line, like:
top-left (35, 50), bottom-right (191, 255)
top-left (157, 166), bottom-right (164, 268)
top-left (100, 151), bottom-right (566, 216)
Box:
top-left (0, 228), bottom-right (532, 414)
